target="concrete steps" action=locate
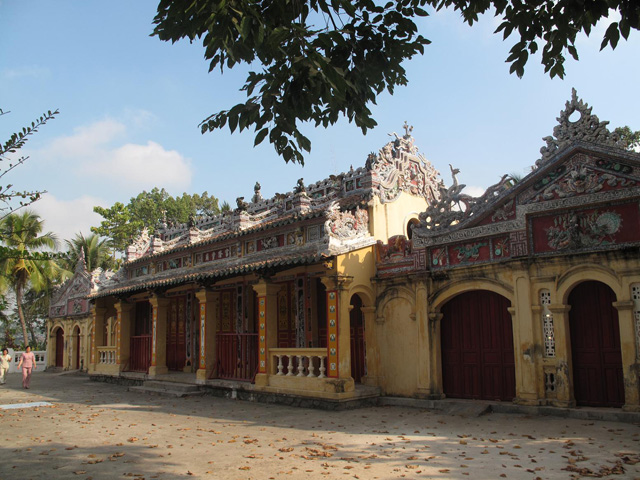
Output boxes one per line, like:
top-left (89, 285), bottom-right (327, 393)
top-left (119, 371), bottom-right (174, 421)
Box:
top-left (129, 380), bottom-right (204, 398)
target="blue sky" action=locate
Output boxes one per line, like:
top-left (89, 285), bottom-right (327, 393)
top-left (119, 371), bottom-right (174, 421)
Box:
top-left (1, 1), bottom-right (639, 243)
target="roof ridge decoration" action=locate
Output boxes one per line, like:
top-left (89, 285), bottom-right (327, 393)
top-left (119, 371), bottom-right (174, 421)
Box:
top-left (415, 165), bottom-right (512, 233)
top-left (123, 124), bottom-right (440, 263)
top-left (537, 88), bottom-right (625, 167)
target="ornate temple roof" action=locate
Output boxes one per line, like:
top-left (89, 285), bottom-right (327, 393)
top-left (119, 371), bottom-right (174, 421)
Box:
top-left (91, 125), bottom-right (441, 298)
top-left (411, 89), bottom-right (636, 241)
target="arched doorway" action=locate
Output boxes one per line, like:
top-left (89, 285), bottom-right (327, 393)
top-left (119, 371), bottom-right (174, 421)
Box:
top-left (441, 290), bottom-right (515, 401)
top-left (55, 327), bottom-right (64, 368)
top-left (350, 294), bottom-right (366, 383)
top-left (568, 281), bottom-right (624, 407)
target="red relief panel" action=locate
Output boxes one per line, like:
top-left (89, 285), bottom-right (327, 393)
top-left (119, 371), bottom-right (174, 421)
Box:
top-left (448, 241), bottom-right (491, 266)
top-left (429, 247), bottom-right (449, 268)
top-left (531, 202), bottom-right (640, 254)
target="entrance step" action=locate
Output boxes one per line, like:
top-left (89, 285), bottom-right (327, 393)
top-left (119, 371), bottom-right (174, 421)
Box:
top-left (129, 380), bottom-right (204, 398)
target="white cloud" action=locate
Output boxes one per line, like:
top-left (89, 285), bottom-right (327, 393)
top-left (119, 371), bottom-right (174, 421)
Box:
top-left (2, 65), bottom-right (51, 80)
top-left (47, 119), bottom-right (126, 159)
top-left (82, 141), bottom-right (192, 190)
top-left (34, 117), bottom-right (192, 194)
top-left (30, 194), bottom-right (104, 243)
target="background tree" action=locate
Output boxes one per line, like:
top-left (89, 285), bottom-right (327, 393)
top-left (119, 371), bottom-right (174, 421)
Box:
top-left (13, 288), bottom-right (51, 348)
top-left (614, 126), bottom-right (640, 151)
top-left (92, 188), bottom-right (223, 254)
top-left (152, 0), bottom-right (639, 164)
top-left (62, 232), bottom-right (117, 273)
top-left (0, 108), bottom-right (58, 220)
top-left (0, 211), bottom-right (63, 347)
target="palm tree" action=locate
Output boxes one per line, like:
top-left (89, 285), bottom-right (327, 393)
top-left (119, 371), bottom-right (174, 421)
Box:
top-left (63, 232), bottom-right (116, 273)
top-left (0, 210), bottom-right (61, 346)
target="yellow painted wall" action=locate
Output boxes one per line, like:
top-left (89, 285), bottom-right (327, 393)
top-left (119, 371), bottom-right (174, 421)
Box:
top-left (377, 288), bottom-right (419, 396)
top-left (375, 249), bottom-right (640, 410)
top-left (369, 192), bottom-right (429, 241)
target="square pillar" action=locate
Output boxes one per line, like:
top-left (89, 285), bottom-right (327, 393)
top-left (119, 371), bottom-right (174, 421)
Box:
top-left (361, 306), bottom-right (380, 386)
top-left (549, 304), bottom-right (575, 407)
top-left (427, 311), bottom-right (444, 398)
top-left (613, 301), bottom-right (640, 411)
top-left (252, 280), bottom-right (281, 387)
top-left (510, 274), bottom-right (541, 405)
top-left (195, 289), bottom-right (219, 383)
top-left (90, 306), bottom-right (107, 373)
top-left (149, 296), bottom-right (170, 377)
top-left (114, 301), bottom-right (135, 372)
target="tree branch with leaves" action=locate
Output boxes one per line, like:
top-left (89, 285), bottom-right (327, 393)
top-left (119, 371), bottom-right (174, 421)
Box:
top-left (0, 108), bottom-right (58, 220)
top-left (152, 0), bottom-right (639, 164)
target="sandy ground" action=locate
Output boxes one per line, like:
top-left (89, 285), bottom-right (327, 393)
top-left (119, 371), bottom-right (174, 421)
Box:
top-left (0, 372), bottom-right (639, 480)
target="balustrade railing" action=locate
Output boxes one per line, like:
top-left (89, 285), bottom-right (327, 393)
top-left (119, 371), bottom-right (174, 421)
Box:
top-left (270, 348), bottom-right (327, 378)
top-left (129, 335), bottom-right (151, 372)
top-left (215, 333), bottom-right (258, 381)
top-left (97, 346), bottom-right (117, 365)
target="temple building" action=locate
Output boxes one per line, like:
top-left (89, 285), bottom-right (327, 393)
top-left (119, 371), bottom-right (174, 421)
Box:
top-left (48, 91), bottom-right (640, 411)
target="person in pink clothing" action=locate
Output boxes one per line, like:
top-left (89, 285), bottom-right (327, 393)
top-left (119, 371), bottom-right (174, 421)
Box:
top-left (17, 345), bottom-right (36, 389)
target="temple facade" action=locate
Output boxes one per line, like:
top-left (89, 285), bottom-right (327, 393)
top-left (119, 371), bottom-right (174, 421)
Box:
top-left (49, 91), bottom-right (640, 411)
top-left (46, 251), bottom-right (94, 371)
top-left (86, 126), bottom-right (436, 401)
top-left (375, 90), bottom-right (640, 411)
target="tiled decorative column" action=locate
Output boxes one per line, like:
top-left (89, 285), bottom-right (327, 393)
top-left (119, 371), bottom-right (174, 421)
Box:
top-left (195, 289), bottom-right (218, 383)
top-left (90, 306), bottom-right (107, 373)
top-left (148, 296), bottom-right (170, 377)
top-left (321, 275), bottom-right (354, 390)
top-left (114, 301), bottom-right (134, 372)
top-left (253, 280), bottom-right (280, 387)
top-left (613, 300), bottom-right (640, 411)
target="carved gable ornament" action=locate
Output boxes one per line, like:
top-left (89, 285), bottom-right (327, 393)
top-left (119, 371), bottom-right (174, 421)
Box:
top-left (537, 88), bottom-right (627, 167)
top-left (49, 251), bottom-right (93, 318)
top-left (367, 122), bottom-right (442, 204)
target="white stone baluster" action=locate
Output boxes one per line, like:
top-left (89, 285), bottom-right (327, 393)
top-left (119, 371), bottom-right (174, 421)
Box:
top-left (307, 356), bottom-right (315, 377)
top-left (276, 355), bottom-right (284, 375)
top-left (318, 356), bottom-right (326, 378)
top-left (297, 355), bottom-right (305, 376)
top-left (286, 355), bottom-right (294, 376)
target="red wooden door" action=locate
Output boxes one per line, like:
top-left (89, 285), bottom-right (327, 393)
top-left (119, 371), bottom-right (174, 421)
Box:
top-left (277, 282), bottom-right (297, 348)
top-left (166, 296), bottom-right (187, 371)
top-left (569, 281), bottom-right (624, 408)
top-left (55, 328), bottom-right (64, 368)
top-left (441, 290), bottom-right (515, 401)
top-left (350, 294), bottom-right (366, 383)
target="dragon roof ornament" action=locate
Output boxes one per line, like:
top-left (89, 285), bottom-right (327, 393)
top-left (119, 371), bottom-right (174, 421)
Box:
top-left (537, 88), bottom-right (626, 167)
top-left (415, 165), bottom-right (511, 233)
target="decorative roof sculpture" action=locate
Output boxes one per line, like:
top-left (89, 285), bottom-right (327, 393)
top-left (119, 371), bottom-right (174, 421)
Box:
top-left (537, 88), bottom-right (627, 166)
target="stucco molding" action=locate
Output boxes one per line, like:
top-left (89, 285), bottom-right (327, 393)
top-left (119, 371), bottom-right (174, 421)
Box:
top-left (348, 285), bottom-right (375, 307)
top-left (429, 278), bottom-right (514, 311)
top-left (376, 285), bottom-right (416, 321)
top-left (556, 263), bottom-right (623, 303)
